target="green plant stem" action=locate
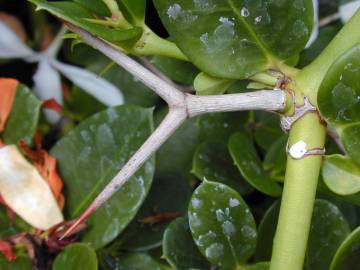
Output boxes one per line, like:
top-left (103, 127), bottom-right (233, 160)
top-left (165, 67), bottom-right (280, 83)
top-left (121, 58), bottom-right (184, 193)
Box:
top-left (270, 112), bottom-right (326, 270)
top-left (296, 9), bottom-right (360, 103)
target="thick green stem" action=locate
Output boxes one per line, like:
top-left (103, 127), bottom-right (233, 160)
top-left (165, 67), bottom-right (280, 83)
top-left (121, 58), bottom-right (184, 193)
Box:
top-left (296, 9), bottom-right (360, 103)
top-left (270, 113), bottom-right (326, 270)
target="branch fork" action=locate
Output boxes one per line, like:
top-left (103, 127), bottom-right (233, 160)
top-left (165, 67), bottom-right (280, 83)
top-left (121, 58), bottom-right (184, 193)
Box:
top-left (61, 23), bottom-right (289, 239)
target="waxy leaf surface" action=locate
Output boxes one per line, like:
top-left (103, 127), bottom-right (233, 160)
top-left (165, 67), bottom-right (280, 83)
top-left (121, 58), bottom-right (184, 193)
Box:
top-left (52, 243), bottom-right (97, 270)
top-left (51, 105), bottom-right (155, 248)
top-left (117, 173), bottom-right (191, 251)
top-left (228, 132), bottom-right (282, 196)
top-left (103, 253), bottom-right (165, 270)
top-left (322, 155), bottom-right (360, 195)
top-left (188, 181), bottom-right (257, 268)
top-left (330, 226), bottom-right (360, 270)
top-left (2, 84), bottom-right (41, 145)
top-left (192, 140), bottom-right (253, 195)
top-left (154, 0), bottom-right (313, 79)
top-left (30, 1), bottom-right (142, 45)
top-left (318, 45), bottom-right (360, 125)
top-left (163, 217), bottom-right (209, 270)
top-left (255, 200), bottom-right (350, 270)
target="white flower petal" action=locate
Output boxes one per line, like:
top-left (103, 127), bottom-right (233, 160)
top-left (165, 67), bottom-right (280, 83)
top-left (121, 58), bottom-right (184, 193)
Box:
top-left (306, 0), bottom-right (319, 48)
top-left (0, 21), bottom-right (35, 59)
top-left (51, 60), bottom-right (124, 107)
top-left (339, 0), bottom-right (360, 23)
top-left (33, 59), bottom-right (63, 124)
top-left (0, 145), bottom-right (63, 230)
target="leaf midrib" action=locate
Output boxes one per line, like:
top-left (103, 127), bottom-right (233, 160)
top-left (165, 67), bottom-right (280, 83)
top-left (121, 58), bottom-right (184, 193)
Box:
top-left (225, 0), bottom-right (274, 64)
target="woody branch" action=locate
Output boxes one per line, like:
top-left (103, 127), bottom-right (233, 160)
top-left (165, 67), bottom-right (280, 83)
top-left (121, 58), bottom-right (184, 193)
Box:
top-left (61, 23), bottom-right (288, 238)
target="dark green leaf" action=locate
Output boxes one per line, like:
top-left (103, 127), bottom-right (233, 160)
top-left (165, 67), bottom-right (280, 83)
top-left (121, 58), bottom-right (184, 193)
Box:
top-left (192, 140), bottom-right (253, 195)
top-left (53, 243), bottom-right (97, 270)
top-left (155, 109), bottom-right (199, 176)
top-left (188, 181), bottom-right (257, 268)
top-left (64, 85), bottom-right (106, 121)
top-left (163, 217), bottom-right (209, 270)
top-left (254, 201), bottom-right (279, 261)
top-left (103, 253), bottom-right (165, 270)
top-left (263, 135), bottom-right (287, 179)
top-left (151, 56), bottom-right (199, 85)
top-left (330, 227), bottom-right (360, 270)
top-left (51, 105), bottom-right (155, 248)
top-left (154, 0), bottom-right (313, 79)
top-left (197, 111), bottom-right (248, 142)
top-left (116, 174), bottom-right (191, 251)
top-left (30, 1), bottom-right (142, 44)
top-left (255, 200), bottom-right (350, 270)
top-left (318, 45), bottom-right (360, 125)
top-left (0, 255), bottom-right (31, 270)
top-left (253, 112), bottom-right (284, 150)
top-left (73, 0), bottom-right (110, 17)
top-left (2, 84), bottom-right (41, 145)
top-left (245, 262), bottom-right (270, 270)
top-left (342, 123), bottom-right (360, 165)
top-left (228, 132), bottom-right (282, 197)
top-left (322, 155), bottom-right (360, 195)
top-left (117, 0), bottom-right (146, 24)
top-left (0, 207), bottom-right (31, 238)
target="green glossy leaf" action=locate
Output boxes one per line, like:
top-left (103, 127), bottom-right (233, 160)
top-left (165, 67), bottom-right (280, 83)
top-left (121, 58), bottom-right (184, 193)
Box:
top-left (155, 109), bottom-right (199, 176)
top-left (154, 0), bottom-right (313, 79)
top-left (330, 227), bottom-right (360, 270)
top-left (0, 255), bottom-right (31, 270)
top-left (151, 55), bottom-right (198, 85)
top-left (0, 207), bottom-right (31, 238)
top-left (73, 0), bottom-right (110, 16)
top-left (30, 0), bottom-right (142, 44)
top-left (253, 112), bottom-right (284, 150)
top-left (342, 123), bottom-right (360, 165)
top-left (322, 154), bottom-right (360, 195)
top-left (103, 253), bottom-right (165, 270)
top-left (228, 132), bottom-right (282, 197)
top-left (245, 262), bottom-right (270, 270)
top-left (2, 84), bottom-right (41, 145)
top-left (318, 177), bottom-right (360, 208)
top-left (188, 181), bottom-right (257, 268)
top-left (163, 217), bottom-right (209, 270)
top-left (263, 135), bottom-right (287, 179)
top-left (64, 85), bottom-right (106, 121)
top-left (318, 45), bottom-right (360, 125)
top-left (53, 243), bottom-right (98, 270)
top-left (194, 72), bottom-right (234, 95)
top-left (116, 174), bottom-right (191, 251)
top-left (117, 0), bottom-right (146, 24)
top-left (197, 111), bottom-right (248, 142)
top-left (192, 140), bottom-right (253, 195)
top-left (255, 200), bottom-right (350, 270)
top-left (51, 105), bottom-right (155, 248)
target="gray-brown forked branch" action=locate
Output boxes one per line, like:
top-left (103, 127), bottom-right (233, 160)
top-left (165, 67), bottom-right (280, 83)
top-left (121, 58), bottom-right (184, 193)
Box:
top-left (61, 23), bottom-right (287, 239)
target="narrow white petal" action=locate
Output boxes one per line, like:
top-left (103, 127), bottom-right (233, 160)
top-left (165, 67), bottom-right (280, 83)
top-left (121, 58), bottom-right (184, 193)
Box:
top-left (51, 60), bottom-right (124, 106)
top-left (305, 0), bottom-right (319, 48)
top-left (339, 0), bottom-right (360, 23)
top-left (33, 59), bottom-right (63, 124)
top-left (0, 22), bottom-right (35, 58)
top-left (0, 145), bottom-right (63, 230)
